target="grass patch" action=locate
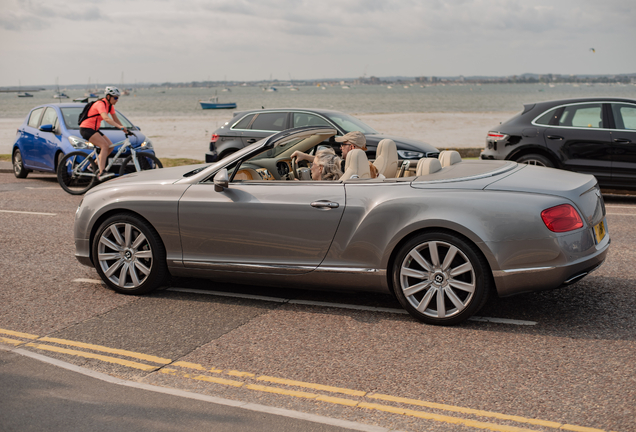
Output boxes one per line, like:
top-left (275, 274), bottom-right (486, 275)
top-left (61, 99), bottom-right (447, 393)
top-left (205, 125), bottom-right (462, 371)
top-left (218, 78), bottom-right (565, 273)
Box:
top-left (0, 154), bottom-right (10, 162)
top-left (159, 158), bottom-right (204, 167)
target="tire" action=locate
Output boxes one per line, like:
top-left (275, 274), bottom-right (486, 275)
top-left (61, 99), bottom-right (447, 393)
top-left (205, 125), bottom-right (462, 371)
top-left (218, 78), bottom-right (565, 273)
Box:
top-left (92, 213), bottom-right (168, 295)
top-left (119, 153), bottom-right (163, 176)
top-left (515, 153), bottom-right (554, 168)
top-left (12, 149), bottom-right (28, 178)
top-left (57, 151), bottom-right (98, 195)
top-left (392, 231), bottom-right (491, 326)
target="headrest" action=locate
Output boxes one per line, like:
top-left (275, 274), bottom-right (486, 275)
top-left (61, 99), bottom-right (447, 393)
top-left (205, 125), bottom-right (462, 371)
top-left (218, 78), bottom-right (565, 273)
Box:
top-left (438, 150), bottom-right (462, 167)
top-left (341, 149), bottom-right (371, 180)
top-left (416, 158), bottom-right (442, 176)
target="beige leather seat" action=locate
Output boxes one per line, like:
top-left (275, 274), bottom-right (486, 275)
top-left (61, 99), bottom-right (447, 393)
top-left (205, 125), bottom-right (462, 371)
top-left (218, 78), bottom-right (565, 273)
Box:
top-left (373, 139), bottom-right (398, 178)
top-left (415, 158), bottom-right (442, 176)
top-left (340, 149), bottom-right (371, 180)
top-left (438, 150), bottom-right (462, 167)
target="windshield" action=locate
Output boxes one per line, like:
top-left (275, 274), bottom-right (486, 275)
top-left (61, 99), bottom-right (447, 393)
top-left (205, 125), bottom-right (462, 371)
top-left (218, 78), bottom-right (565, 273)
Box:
top-left (60, 107), bottom-right (134, 130)
top-left (324, 112), bottom-right (378, 134)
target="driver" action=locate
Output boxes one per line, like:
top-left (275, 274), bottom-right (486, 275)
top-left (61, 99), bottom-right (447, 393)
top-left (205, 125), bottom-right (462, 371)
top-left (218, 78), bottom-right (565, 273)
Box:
top-left (291, 131), bottom-right (378, 178)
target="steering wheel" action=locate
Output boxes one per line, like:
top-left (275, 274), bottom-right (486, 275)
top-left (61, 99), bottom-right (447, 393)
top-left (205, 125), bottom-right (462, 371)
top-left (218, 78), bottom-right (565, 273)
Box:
top-left (291, 157), bottom-right (299, 180)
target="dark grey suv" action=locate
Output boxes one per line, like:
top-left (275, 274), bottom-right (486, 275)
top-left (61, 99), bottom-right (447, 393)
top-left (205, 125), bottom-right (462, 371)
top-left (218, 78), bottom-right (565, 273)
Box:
top-left (481, 98), bottom-right (636, 190)
top-left (205, 108), bottom-right (439, 162)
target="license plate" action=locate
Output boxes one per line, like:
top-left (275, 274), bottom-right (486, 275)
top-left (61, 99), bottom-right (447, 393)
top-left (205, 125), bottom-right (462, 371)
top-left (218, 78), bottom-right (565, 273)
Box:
top-left (593, 219), bottom-right (607, 244)
top-left (108, 157), bottom-right (125, 165)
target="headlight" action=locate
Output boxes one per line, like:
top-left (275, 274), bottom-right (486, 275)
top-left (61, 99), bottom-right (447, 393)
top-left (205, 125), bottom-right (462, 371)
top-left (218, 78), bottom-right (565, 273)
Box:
top-left (397, 150), bottom-right (424, 159)
top-left (68, 136), bottom-right (92, 149)
top-left (141, 139), bottom-right (153, 149)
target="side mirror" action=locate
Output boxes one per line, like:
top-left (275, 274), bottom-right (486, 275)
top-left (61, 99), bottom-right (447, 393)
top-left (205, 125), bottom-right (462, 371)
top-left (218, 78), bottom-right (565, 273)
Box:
top-left (39, 124), bottom-right (54, 132)
top-left (214, 168), bottom-right (229, 192)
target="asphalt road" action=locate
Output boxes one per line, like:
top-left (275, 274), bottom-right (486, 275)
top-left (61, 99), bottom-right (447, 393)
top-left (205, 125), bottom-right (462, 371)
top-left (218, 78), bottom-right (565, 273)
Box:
top-left (0, 171), bottom-right (634, 432)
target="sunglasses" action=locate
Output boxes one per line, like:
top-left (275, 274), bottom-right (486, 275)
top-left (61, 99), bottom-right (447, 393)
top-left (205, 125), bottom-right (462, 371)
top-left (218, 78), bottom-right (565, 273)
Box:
top-left (111, 96), bottom-right (119, 101)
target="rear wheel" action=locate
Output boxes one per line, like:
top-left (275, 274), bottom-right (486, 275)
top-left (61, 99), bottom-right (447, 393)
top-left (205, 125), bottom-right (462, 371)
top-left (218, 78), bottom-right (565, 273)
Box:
top-left (92, 213), bottom-right (168, 295)
top-left (119, 153), bottom-right (163, 175)
top-left (57, 151), bottom-right (97, 195)
top-left (12, 149), bottom-right (28, 178)
top-left (516, 153), bottom-right (554, 167)
top-left (392, 231), bottom-right (491, 325)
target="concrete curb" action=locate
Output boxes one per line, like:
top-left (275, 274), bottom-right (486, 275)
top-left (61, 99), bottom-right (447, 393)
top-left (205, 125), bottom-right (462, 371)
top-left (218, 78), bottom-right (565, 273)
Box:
top-left (0, 161), bottom-right (12, 173)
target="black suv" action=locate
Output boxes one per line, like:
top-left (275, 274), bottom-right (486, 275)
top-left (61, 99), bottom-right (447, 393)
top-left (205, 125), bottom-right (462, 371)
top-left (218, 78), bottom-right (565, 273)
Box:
top-left (481, 98), bottom-right (636, 190)
top-left (205, 108), bottom-right (439, 162)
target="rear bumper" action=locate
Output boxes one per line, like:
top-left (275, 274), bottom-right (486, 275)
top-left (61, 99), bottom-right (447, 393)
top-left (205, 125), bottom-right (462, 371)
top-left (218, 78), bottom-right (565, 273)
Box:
top-left (205, 150), bottom-right (218, 163)
top-left (492, 235), bottom-right (610, 297)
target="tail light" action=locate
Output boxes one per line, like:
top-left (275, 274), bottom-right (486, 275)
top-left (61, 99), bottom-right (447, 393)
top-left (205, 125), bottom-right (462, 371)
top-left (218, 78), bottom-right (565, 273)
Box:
top-left (487, 132), bottom-right (508, 140)
top-left (211, 133), bottom-right (219, 143)
top-left (541, 204), bottom-right (584, 232)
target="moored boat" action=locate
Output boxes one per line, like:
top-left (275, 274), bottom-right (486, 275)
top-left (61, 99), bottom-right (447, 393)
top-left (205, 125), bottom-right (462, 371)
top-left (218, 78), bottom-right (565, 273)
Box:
top-left (199, 96), bottom-right (236, 110)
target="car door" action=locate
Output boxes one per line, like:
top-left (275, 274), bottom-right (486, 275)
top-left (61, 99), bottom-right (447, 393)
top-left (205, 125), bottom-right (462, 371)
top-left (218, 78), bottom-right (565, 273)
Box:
top-left (240, 111), bottom-right (289, 146)
top-left (21, 107), bottom-right (44, 168)
top-left (178, 181), bottom-right (345, 273)
top-left (542, 102), bottom-right (612, 183)
top-left (35, 107), bottom-right (62, 170)
top-left (609, 102), bottom-right (636, 188)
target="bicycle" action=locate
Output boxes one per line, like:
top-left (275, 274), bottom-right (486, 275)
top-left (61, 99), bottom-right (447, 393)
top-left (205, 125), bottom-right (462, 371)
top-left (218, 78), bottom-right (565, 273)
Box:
top-left (57, 131), bottom-right (163, 195)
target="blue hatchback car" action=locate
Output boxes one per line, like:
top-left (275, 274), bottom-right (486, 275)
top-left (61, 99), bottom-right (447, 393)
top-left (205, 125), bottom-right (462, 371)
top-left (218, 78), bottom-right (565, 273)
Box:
top-left (11, 102), bottom-right (155, 178)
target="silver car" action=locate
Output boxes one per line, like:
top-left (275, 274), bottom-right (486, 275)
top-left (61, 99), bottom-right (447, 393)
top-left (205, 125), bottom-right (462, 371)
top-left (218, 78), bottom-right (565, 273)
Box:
top-left (74, 126), bottom-right (610, 325)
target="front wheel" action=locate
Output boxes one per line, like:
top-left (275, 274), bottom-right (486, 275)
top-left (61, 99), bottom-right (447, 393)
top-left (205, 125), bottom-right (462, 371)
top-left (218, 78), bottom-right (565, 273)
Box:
top-left (392, 231), bottom-right (491, 326)
top-left (515, 153), bottom-right (554, 168)
top-left (92, 213), bottom-right (168, 295)
top-left (57, 151), bottom-right (97, 195)
top-left (119, 153), bottom-right (163, 176)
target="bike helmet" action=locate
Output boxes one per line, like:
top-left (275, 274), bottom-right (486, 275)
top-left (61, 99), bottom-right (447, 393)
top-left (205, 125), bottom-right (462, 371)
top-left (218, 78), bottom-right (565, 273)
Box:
top-left (104, 86), bottom-right (121, 97)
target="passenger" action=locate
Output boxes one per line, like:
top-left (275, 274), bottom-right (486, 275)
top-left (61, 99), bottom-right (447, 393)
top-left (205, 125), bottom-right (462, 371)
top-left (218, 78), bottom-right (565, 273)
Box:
top-left (311, 151), bottom-right (343, 180)
top-left (291, 131), bottom-right (378, 178)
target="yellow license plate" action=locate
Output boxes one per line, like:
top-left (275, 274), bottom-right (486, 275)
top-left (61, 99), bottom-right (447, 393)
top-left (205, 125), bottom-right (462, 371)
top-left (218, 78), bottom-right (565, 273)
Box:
top-left (593, 219), bottom-right (606, 244)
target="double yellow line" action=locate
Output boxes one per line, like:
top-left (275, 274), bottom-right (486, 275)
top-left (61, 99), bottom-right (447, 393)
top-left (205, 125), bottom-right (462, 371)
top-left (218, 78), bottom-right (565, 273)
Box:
top-left (0, 328), bottom-right (611, 432)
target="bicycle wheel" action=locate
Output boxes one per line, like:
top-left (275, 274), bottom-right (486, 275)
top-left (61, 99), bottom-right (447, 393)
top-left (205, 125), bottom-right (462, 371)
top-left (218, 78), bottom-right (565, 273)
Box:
top-left (119, 153), bottom-right (163, 176)
top-left (57, 151), bottom-right (98, 195)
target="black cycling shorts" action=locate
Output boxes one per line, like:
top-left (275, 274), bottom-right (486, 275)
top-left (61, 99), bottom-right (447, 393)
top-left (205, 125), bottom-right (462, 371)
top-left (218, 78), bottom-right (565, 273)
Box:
top-left (80, 128), bottom-right (103, 140)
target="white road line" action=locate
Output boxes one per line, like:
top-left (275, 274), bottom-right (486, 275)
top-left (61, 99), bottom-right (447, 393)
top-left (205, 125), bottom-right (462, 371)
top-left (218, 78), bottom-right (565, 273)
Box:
top-left (2, 346), bottom-right (393, 432)
top-left (605, 205), bottom-right (636, 209)
top-left (606, 213), bottom-right (636, 216)
top-left (0, 209), bottom-right (57, 216)
top-left (25, 187), bottom-right (63, 190)
top-left (73, 281), bottom-right (537, 325)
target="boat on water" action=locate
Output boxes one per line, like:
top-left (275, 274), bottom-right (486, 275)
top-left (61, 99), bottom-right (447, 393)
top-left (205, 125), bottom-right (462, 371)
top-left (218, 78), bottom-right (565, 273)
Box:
top-left (17, 92), bottom-right (33, 97)
top-left (53, 92), bottom-right (69, 99)
top-left (199, 96), bottom-right (236, 110)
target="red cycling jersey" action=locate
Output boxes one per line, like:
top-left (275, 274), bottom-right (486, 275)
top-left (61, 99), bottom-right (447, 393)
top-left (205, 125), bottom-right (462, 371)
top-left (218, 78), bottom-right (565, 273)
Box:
top-left (79, 99), bottom-right (114, 130)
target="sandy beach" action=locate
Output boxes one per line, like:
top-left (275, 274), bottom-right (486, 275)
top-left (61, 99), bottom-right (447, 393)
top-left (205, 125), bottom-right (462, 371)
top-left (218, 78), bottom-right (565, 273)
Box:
top-left (0, 111), bottom-right (516, 160)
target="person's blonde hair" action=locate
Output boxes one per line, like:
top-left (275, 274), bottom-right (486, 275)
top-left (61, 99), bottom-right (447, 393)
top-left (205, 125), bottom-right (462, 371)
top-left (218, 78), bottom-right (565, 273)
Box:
top-left (314, 151), bottom-right (343, 181)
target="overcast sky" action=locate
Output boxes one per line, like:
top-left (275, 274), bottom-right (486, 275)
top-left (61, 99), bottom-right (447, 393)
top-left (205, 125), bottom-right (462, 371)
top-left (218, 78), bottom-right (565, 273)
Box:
top-left (1, 0), bottom-right (634, 87)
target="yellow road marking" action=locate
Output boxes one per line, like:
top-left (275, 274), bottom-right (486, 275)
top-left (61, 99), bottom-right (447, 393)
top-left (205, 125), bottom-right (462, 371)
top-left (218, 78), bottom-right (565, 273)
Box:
top-left (359, 402), bottom-right (541, 432)
top-left (25, 343), bottom-right (158, 371)
top-left (4, 327), bottom-right (609, 432)
top-left (257, 375), bottom-right (366, 397)
top-left (39, 337), bottom-right (172, 364)
top-left (227, 370), bottom-right (256, 377)
top-left (160, 368), bottom-right (244, 387)
top-left (1, 337), bottom-right (25, 346)
top-left (0, 328), bottom-right (38, 339)
top-left (369, 393), bottom-right (562, 429)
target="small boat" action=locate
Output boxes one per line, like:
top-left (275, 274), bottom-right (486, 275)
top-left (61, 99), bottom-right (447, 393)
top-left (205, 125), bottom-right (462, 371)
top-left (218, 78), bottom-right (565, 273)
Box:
top-left (199, 96), bottom-right (236, 110)
top-left (53, 92), bottom-right (69, 99)
top-left (17, 92), bottom-right (33, 97)
top-left (264, 86), bottom-right (277, 92)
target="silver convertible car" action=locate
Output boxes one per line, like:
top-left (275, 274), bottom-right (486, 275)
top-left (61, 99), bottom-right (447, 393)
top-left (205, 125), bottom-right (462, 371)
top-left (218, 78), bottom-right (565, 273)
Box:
top-left (74, 127), bottom-right (610, 325)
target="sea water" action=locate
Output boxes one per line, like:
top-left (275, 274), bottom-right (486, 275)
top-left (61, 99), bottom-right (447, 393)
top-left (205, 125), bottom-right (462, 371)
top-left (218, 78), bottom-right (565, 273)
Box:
top-left (2, 83), bottom-right (635, 119)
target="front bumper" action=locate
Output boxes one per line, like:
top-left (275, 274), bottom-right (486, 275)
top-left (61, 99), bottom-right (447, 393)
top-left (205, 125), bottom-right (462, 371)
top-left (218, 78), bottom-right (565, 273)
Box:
top-left (75, 238), bottom-right (93, 267)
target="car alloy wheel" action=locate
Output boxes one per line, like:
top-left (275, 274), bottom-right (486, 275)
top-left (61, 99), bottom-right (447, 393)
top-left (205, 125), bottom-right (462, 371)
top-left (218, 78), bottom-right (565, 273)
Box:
top-left (516, 154), bottom-right (554, 168)
top-left (93, 214), bottom-right (167, 295)
top-left (393, 231), bottom-right (490, 325)
top-left (13, 149), bottom-right (28, 178)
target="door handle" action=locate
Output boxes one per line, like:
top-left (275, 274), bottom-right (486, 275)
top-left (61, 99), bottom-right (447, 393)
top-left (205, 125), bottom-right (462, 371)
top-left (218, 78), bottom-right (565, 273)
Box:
top-left (246, 139), bottom-right (257, 144)
top-left (310, 201), bottom-right (339, 209)
top-left (546, 135), bottom-right (564, 140)
top-left (613, 138), bottom-right (631, 144)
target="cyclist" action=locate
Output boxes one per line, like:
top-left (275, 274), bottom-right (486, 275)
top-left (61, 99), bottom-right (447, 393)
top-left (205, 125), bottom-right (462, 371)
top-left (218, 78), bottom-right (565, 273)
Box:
top-left (79, 87), bottom-right (128, 181)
